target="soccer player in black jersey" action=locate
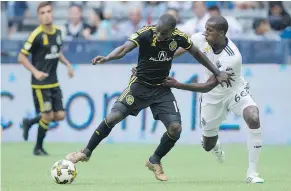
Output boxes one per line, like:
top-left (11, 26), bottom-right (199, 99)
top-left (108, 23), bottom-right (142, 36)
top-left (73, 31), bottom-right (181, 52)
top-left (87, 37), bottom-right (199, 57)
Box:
top-left (65, 14), bottom-right (233, 181)
top-left (18, 2), bottom-right (74, 156)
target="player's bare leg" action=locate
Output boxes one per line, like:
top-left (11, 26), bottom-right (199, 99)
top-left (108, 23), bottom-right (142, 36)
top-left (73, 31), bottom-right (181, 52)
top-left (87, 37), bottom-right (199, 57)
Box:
top-left (66, 103), bottom-right (129, 163)
top-left (201, 135), bottom-right (225, 163)
top-left (243, 106), bottom-right (264, 183)
top-left (146, 119), bottom-right (182, 181)
top-left (34, 111), bottom-right (54, 156)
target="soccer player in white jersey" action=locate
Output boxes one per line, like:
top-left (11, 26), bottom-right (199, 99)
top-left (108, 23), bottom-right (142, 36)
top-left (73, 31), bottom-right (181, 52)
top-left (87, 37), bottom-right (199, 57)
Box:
top-left (164, 16), bottom-right (264, 184)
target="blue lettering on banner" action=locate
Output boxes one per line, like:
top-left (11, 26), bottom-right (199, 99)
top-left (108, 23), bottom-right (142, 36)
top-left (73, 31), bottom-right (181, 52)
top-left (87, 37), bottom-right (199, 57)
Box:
top-left (66, 92), bottom-right (95, 130)
top-left (1, 91), bottom-right (14, 129)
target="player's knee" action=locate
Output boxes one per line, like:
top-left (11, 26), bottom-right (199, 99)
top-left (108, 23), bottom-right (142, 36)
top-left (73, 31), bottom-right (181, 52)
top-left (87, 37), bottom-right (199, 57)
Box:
top-left (42, 112), bottom-right (54, 122)
top-left (54, 111), bottom-right (65, 121)
top-left (105, 110), bottom-right (126, 127)
top-left (247, 113), bottom-right (260, 129)
top-left (244, 107), bottom-right (260, 129)
top-left (167, 122), bottom-right (182, 139)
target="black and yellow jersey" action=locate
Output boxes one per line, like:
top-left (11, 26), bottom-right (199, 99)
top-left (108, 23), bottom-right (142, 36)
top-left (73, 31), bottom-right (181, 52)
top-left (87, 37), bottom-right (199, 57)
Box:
top-left (20, 25), bottom-right (62, 88)
top-left (128, 25), bottom-right (192, 85)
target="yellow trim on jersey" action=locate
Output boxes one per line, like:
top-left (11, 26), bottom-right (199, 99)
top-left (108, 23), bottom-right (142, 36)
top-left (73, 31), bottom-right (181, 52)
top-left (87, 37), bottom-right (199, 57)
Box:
top-left (27, 26), bottom-right (42, 43)
top-left (129, 39), bottom-right (139, 46)
top-left (137, 26), bottom-right (155, 34)
top-left (40, 25), bottom-right (57, 35)
top-left (35, 89), bottom-right (44, 112)
top-left (21, 49), bottom-right (30, 55)
top-left (118, 76), bottom-right (137, 101)
top-left (185, 42), bottom-right (193, 50)
top-left (32, 83), bottom-right (59, 89)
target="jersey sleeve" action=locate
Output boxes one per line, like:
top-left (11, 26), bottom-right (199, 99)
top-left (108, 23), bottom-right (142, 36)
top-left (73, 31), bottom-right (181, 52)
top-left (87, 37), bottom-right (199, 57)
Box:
top-left (176, 31), bottom-right (192, 50)
top-left (128, 26), bottom-right (150, 47)
top-left (20, 28), bottom-right (41, 56)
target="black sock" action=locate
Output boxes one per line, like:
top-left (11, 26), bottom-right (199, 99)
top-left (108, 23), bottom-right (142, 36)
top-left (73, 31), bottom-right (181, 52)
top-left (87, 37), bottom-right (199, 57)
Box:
top-left (85, 120), bottom-right (113, 156)
top-left (36, 119), bottom-right (49, 149)
top-left (150, 132), bottom-right (178, 164)
top-left (27, 115), bottom-right (41, 126)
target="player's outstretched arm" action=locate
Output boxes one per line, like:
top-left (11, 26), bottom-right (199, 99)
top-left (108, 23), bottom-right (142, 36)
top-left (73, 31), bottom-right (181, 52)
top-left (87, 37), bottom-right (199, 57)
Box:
top-left (92, 41), bottom-right (136, 64)
top-left (163, 76), bottom-right (218, 93)
top-left (18, 52), bottom-right (48, 81)
top-left (187, 45), bottom-right (234, 87)
top-left (174, 47), bottom-right (187, 58)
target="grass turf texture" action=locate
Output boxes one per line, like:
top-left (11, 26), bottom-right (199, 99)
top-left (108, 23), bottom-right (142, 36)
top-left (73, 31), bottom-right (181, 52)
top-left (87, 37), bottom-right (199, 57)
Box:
top-left (2, 143), bottom-right (291, 191)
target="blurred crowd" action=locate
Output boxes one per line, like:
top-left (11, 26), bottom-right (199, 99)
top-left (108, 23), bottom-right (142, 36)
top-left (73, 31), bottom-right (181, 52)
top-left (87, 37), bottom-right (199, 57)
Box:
top-left (2, 1), bottom-right (291, 41)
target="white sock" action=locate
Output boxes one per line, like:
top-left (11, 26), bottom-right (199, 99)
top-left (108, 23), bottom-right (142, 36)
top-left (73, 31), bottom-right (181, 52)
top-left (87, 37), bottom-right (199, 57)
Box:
top-left (247, 128), bottom-right (262, 176)
top-left (212, 139), bottom-right (223, 156)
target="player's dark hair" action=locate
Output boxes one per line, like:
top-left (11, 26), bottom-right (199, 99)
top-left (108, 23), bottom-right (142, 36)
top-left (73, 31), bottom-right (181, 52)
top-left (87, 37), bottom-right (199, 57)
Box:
top-left (37, 1), bottom-right (52, 13)
top-left (208, 16), bottom-right (228, 35)
top-left (208, 5), bottom-right (221, 14)
top-left (159, 13), bottom-right (177, 29)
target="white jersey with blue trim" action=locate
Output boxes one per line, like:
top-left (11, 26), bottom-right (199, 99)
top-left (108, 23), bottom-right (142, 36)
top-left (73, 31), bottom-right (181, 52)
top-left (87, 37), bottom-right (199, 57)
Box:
top-left (191, 32), bottom-right (247, 102)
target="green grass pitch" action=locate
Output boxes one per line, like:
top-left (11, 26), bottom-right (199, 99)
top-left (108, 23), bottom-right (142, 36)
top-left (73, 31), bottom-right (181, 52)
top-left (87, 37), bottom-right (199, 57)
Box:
top-left (2, 143), bottom-right (291, 191)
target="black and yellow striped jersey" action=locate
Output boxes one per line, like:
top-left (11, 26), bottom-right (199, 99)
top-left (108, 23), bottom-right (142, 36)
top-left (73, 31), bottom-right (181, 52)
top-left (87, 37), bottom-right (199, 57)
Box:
top-left (128, 25), bottom-right (192, 84)
top-left (20, 25), bottom-right (62, 88)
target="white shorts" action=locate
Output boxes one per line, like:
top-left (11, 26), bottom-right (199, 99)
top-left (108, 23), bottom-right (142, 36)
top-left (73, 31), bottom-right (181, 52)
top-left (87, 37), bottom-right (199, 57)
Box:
top-left (200, 86), bottom-right (257, 137)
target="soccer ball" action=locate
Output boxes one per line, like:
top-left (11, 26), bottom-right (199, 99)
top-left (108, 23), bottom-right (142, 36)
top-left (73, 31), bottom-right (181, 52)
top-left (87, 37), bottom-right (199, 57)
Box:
top-left (51, 159), bottom-right (77, 184)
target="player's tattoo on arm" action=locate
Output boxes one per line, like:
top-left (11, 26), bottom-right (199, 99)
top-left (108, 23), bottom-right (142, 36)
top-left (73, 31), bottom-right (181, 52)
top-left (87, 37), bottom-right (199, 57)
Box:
top-left (174, 47), bottom-right (187, 58)
top-left (187, 45), bottom-right (221, 76)
top-left (106, 41), bottom-right (137, 61)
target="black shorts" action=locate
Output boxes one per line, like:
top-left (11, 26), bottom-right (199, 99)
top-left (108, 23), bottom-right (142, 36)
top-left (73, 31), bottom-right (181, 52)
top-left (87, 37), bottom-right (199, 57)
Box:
top-left (32, 86), bottom-right (64, 113)
top-left (114, 76), bottom-right (181, 125)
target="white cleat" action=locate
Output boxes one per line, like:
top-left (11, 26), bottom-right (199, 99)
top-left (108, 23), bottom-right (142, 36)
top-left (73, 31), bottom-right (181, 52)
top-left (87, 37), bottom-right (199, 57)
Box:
top-left (246, 173), bottom-right (264, 184)
top-left (212, 149), bottom-right (225, 163)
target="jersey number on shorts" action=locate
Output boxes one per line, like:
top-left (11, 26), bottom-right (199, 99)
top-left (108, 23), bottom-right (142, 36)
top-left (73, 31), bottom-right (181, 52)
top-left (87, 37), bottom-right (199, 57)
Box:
top-left (235, 86), bottom-right (250, 102)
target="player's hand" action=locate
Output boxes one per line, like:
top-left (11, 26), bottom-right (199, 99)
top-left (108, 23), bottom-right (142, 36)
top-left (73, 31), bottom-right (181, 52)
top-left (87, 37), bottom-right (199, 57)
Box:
top-left (68, 65), bottom-right (74, 78)
top-left (163, 77), bottom-right (180, 88)
top-left (92, 56), bottom-right (108, 65)
top-left (216, 71), bottom-right (235, 88)
top-left (33, 70), bottom-right (49, 81)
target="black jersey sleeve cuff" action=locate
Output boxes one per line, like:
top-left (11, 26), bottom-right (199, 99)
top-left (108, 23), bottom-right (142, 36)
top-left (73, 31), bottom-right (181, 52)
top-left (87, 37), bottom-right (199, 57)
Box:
top-left (128, 39), bottom-right (139, 47)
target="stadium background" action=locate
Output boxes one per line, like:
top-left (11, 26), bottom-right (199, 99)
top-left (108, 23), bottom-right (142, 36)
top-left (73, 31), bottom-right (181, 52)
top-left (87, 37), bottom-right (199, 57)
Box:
top-left (1, 1), bottom-right (291, 191)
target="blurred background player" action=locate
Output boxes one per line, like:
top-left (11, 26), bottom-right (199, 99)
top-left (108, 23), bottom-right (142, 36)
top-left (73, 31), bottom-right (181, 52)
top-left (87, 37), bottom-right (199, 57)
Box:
top-left (65, 14), bottom-right (233, 181)
top-left (18, 2), bottom-right (74, 156)
top-left (171, 16), bottom-right (264, 183)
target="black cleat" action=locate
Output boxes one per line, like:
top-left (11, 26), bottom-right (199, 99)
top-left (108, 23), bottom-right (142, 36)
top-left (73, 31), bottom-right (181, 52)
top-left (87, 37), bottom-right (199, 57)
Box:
top-left (22, 118), bottom-right (32, 141)
top-left (33, 148), bottom-right (49, 156)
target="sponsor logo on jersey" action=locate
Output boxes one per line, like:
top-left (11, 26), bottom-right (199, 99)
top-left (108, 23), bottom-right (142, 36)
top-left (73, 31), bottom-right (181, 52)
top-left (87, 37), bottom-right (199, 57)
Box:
top-left (45, 45), bottom-right (60, 59)
top-left (149, 51), bottom-right (172, 62)
top-left (24, 42), bottom-right (32, 50)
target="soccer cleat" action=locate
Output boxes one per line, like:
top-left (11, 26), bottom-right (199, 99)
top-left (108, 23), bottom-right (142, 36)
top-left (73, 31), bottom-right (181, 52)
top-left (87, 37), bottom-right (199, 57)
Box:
top-left (22, 118), bottom-right (32, 141)
top-left (212, 149), bottom-right (225, 163)
top-left (33, 148), bottom-right (49, 156)
top-left (145, 160), bottom-right (168, 181)
top-left (65, 150), bottom-right (90, 164)
top-left (246, 173), bottom-right (264, 184)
